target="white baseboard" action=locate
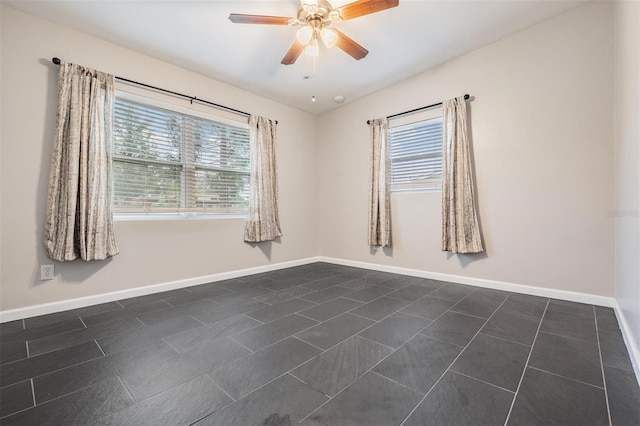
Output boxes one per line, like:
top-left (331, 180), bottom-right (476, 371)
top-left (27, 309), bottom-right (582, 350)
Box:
top-left (318, 256), bottom-right (615, 307)
top-left (0, 256), bottom-right (322, 323)
top-left (613, 303), bottom-right (640, 386)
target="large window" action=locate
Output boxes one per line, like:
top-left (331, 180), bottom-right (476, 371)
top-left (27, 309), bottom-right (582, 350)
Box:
top-left (388, 112), bottom-right (443, 192)
top-left (112, 95), bottom-right (250, 217)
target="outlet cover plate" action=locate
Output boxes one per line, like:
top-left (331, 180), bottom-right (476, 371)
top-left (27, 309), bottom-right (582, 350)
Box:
top-left (41, 264), bottom-right (54, 280)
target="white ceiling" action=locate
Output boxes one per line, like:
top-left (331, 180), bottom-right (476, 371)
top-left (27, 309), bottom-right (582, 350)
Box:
top-left (6, 0), bottom-right (588, 115)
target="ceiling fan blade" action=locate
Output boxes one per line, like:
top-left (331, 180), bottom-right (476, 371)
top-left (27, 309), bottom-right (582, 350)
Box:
top-left (336, 0), bottom-right (399, 21)
top-left (334, 29), bottom-right (369, 60)
top-left (281, 41), bottom-right (305, 65)
top-left (228, 14), bottom-right (290, 25)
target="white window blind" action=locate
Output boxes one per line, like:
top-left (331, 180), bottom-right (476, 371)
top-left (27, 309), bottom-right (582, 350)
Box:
top-left (113, 97), bottom-right (250, 216)
top-left (389, 114), bottom-right (443, 191)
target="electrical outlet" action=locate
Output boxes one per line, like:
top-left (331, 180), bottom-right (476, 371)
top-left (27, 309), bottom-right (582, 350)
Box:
top-left (41, 264), bottom-right (54, 280)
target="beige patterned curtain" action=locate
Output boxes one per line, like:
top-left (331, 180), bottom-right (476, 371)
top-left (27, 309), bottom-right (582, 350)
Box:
top-left (368, 118), bottom-right (391, 247)
top-left (44, 61), bottom-right (119, 261)
top-left (244, 115), bottom-right (282, 242)
top-left (441, 96), bottom-right (483, 254)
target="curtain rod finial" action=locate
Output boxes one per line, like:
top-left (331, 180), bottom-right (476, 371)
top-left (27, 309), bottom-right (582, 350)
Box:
top-left (52, 57), bottom-right (61, 65)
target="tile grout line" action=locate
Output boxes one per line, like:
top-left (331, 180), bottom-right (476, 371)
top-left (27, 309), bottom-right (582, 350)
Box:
top-left (30, 378), bottom-right (36, 406)
top-left (369, 370), bottom-right (426, 396)
top-left (525, 366), bottom-right (605, 390)
top-left (95, 339), bottom-right (107, 357)
top-left (212, 381), bottom-right (236, 402)
top-left (477, 332), bottom-right (533, 348)
top-left (188, 314), bottom-right (207, 326)
top-left (115, 300), bottom-right (125, 309)
top-left (593, 305), bottom-right (613, 426)
top-left (78, 317), bottom-right (87, 328)
top-left (399, 295), bottom-right (510, 426)
top-left (227, 335), bottom-right (255, 353)
top-left (448, 369), bottom-right (516, 395)
top-left (25, 340), bottom-right (30, 358)
top-left (502, 299), bottom-right (551, 426)
top-left (116, 374), bottom-right (137, 404)
top-left (536, 329), bottom-right (600, 345)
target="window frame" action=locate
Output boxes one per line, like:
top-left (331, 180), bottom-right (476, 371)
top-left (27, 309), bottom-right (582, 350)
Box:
top-left (388, 107), bottom-right (444, 193)
top-left (112, 89), bottom-right (251, 221)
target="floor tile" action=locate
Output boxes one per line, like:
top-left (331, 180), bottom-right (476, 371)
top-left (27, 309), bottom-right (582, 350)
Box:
top-left (165, 290), bottom-right (226, 306)
top-left (291, 336), bottom-right (392, 397)
top-left (1, 377), bottom-right (133, 425)
top-left (404, 371), bottom-right (513, 426)
top-left (386, 285), bottom-right (434, 302)
top-left (450, 288), bottom-right (508, 318)
top-left (339, 275), bottom-right (388, 291)
top-left (298, 297), bottom-right (363, 322)
top-left (343, 286), bottom-right (394, 303)
top-left (546, 299), bottom-right (595, 318)
top-left (376, 275), bottom-right (418, 289)
top-left (349, 297), bottom-right (411, 321)
top-left (27, 318), bottom-right (144, 357)
top-left (209, 337), bottom-right (320, 400)
top-left (303, 275), bottom-right (354, 291)
top-left (599, 330), bottom-right (634, 371)
top-left (196, 374), bottom-right (327, 426)
top-left (189, 299), bottom-right (268, 325)
top-left (539, 309), bottom-right (598, 343)
top-left (604, 365), bottom-right (640, 426)
top-left (0, 380), bottom-right (34, 419)
top-left (232, 314), bottom-right (318, 352)
top-left (528, 332), bottom-right (603, 386)
top-left (121, 337), bottom-right (248, 400)
top-left (98, 375), bottom-right (231, 426)
top-left (499, 294), bottom-right (548, 319)
top-left (255, 286), bottom-right (316, 305)
top-left (97, 315), bottom-right (201, 354)
top-left (359, 312), bottom-right (431, 349)
top-left (507, 367), bottom-right (608, 425)
top-left (428, 283), bottom-right (476, 302)
top-left (82, 300), bottom-right (169, 327)
top-left (400, 296), bottom-right (457, 320)
top-left (300, 286), bottom-right (354, 304)
top-left (410, 278), bottom-right (449, 292)
top-left (33, 340), bottom-right (176, 404)
top-left (163, 314), bottom-right (261, 352)
top-left (451, 333), bottom-right (530, 391)
top-left (0, 321), bottom-right (24, 337)
top-left (421, 311), bottom-right (485, 347)
top-left (296, 313), bottom-right (375, 350)
top-left (482, 309), bottom-right (541, 345)
top-left (23, 302), bottom-right (122, 329)
top-left (373, 334), bottom-right (462, 393)
top-left (595, 306), bottom-right (620, 333)
top-left (210, 288), bottom-right (271, 308)
top-left (259, 279), bottom-right (302, 292)
top-left (1, 318), bottom-right (85, 356)
top-left (301, 372), bottom-right (422, 426)
top-left (245, 298), bottom-right (315, 323)
top-left (0, 340), bottom-right (27, 365)
top-left (0, 340), bottom-right (104, 388)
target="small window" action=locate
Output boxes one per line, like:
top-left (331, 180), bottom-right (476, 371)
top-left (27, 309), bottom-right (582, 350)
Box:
top-left (112, 94), bottom-right (250, 217)
top-left (389, 111), bottom-right (443, 192)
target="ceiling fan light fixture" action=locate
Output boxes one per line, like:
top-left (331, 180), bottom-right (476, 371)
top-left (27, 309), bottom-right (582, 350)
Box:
top-left (304, 38), bottom-right (320, 56)
top-left (328, 10), bottom-right (342, 23)
top-left (320, 27), bottom-right (338, 48)
top-left (296, 25), bottom-right (314, 44)
top-left (302, 0), bottom-right (319, 15)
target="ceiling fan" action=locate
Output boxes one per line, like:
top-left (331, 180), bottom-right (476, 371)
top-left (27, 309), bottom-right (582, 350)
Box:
top-left (229, 0), bottom-right (399, 65)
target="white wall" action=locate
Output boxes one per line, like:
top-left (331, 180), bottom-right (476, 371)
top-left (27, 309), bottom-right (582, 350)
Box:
top-left (613, 0), bottom-right (640, 365)
top-left (317, 1), bottom-right (615, 297)
top-left (0, 6), bottom-right (318, 311)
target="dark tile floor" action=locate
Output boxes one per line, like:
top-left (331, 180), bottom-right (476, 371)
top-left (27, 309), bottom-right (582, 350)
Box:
top-left (1, 262), bottom-right (638, 425)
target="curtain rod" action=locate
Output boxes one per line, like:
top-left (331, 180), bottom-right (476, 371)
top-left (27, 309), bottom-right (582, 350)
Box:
top-left (51, 57), bottom-right (277, 123)
top-left (366, 94), bottom-right (470, 125)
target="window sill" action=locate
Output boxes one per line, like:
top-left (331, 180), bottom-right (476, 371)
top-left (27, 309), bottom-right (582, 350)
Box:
top-left (114, 213), bottom-right (247, 222)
